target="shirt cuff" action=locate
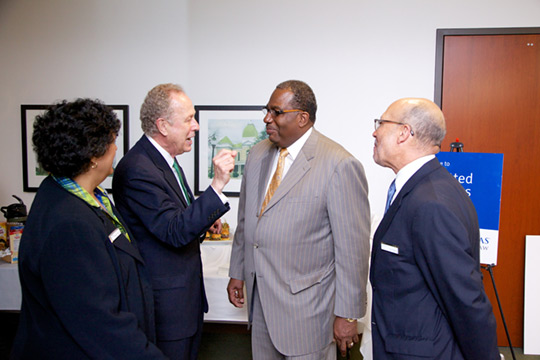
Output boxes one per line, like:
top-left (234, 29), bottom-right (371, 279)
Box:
top-left (211, 185), bottom-right (229, 204)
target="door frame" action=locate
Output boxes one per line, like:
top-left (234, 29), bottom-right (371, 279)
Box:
top-left (434, 27), bottom-right (540, 107)
top-left (433, 26), bottom-right (540, 348)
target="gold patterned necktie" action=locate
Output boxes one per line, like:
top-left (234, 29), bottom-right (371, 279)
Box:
top-left (260, 148), bottom-right (288, 215)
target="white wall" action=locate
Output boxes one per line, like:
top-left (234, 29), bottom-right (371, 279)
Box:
top-left (1, 0), bottom-right (539, 230)
top-left (187, 0), bottom-right (540, 230)
top-left (0, 0), bottom-right (190, 209)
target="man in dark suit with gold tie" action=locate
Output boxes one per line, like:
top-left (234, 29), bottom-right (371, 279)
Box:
top-left (113, 83), bottom-right (237, 359)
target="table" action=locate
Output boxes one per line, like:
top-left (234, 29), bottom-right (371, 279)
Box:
top-left (201, 240), bottom-right (248, 323)
top-left (0, 243), bottom-right (248, 323)
top-left (0, 262), bottom-right (21, 311)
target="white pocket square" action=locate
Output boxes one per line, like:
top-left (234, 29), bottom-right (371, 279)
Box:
top-left (381, 242), bottom-right (399, 255)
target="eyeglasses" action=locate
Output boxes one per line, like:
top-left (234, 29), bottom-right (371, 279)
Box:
top-left (374, 119), bottom-right (415, 136)
top-left (262, 106), bottom-right (304, 117)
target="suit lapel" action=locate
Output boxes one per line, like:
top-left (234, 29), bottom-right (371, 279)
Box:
top-left (257, 143), bottom-right (278, 214)
top-left (373, 158), bottom-right (442, 241)
top-left (176, 163), bottom-right (194, 206)
top-left (112, 234), bottom-right (145, 263)
top-left (260, 130), bottom-right (317, 214)
top-left (165, 167), bottom-right (188, 208)
top-left (140, 136), bottom-right (188, 207)
top-left (93, 207), bottom-right (146, 263)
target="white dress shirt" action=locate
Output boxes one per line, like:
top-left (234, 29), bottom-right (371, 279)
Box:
top-left (389, 154), bottom-right (435, 206)
top-left (146, 135), bottom-right (228, 204)
top-left (264, 127), bottom-right (313, 194)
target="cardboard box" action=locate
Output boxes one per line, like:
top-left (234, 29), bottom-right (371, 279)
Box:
top-left (0, 222), bottom-right (7, 251)
top-left (1, 221), bottom-right (22, 263)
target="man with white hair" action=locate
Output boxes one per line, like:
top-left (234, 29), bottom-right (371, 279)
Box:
top-left (370, 98), bottom-right (499, 359)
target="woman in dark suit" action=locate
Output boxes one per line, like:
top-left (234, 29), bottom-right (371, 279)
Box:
top-left (11, 99), bottom-right (166, 359)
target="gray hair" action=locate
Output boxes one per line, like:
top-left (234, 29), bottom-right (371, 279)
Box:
top-left (401, 101), bottom-right (446, 147)
top-left (140, 83), bottom-right (184, 136)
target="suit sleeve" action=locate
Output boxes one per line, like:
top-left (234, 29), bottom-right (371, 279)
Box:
top-left (229, 158), bottom-right (248, 281)
top-left (327, 156), bottom-right (371, 319)
top-left (115, 164), bottom-right (229, 248)
top-left (40, 217), bottom-right (166, 359)
top-left (413, 202), bottom-right (499, 360)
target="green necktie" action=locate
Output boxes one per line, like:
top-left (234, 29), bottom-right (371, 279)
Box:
top-left (173, 160), bottom-right (191, 205)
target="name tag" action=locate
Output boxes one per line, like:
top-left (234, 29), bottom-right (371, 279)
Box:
top-left (108, 228), bottom-right (121, 243)
top-left (381, 242), bottom-right (399, 255)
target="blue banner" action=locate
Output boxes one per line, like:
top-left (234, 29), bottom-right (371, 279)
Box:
top-left (436, 152), bottom-right (504, 265)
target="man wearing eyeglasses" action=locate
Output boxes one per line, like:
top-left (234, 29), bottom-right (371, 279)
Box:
top-left (370, 98), bottom-right (499, 359)
top-left (227, 80), bottom-right (371, 360)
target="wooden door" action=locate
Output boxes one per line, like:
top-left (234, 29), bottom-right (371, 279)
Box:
top-left (435, 28), bottom-right (540, 346)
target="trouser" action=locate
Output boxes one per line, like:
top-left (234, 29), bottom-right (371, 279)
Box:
top-left (251, 282), bottom-right (336, 360)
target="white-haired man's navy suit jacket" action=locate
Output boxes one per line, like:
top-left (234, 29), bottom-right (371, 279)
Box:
top-left (370, 158), bottom-right (499, 359)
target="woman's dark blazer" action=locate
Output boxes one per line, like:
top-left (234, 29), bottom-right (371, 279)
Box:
top-left (11, 176), bottom-right (166, 359)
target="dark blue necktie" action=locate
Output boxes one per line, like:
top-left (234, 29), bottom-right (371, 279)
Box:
top-left (385, 180), bottom-right (396, 213)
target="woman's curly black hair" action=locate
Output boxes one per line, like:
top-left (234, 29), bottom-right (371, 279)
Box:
top-left (32, 98), bottom-right (120, 178)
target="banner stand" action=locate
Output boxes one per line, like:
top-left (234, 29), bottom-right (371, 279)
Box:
top-left (480, 263), bottom-right (515, 359)
top-left (448, 141), bottom-right (515, 360)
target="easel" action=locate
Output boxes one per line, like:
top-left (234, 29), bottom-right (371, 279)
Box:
top-left (450, 139), bottom-right (515, 360)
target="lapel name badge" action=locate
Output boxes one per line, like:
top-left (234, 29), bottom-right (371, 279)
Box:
top-left (108, 228), bottom-right (121, 243)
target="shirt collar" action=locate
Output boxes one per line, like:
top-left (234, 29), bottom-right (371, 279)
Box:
top-left (146, 134), bottom-right (227, 204)
top-left (282, 127), bottom-right (313, 161)
top-left (52, 175), bottom-right (131, 241)
top-left (53, 175), bottom-right (105, 209)
top-left (394, 154), bottom-right (435, 197)
top-left (146, 134), bottom-right (176, 168)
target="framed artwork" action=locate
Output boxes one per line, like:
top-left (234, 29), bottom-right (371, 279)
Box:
top-left (21, 104), bottom-right (129, 192)
top-left (194, 105), bottom-right (266, 196)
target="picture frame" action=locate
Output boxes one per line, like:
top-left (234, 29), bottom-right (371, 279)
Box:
top-left (21, 104), bottom-right (129, 192)
top-left (194, 105), bottom-right (266, 197)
